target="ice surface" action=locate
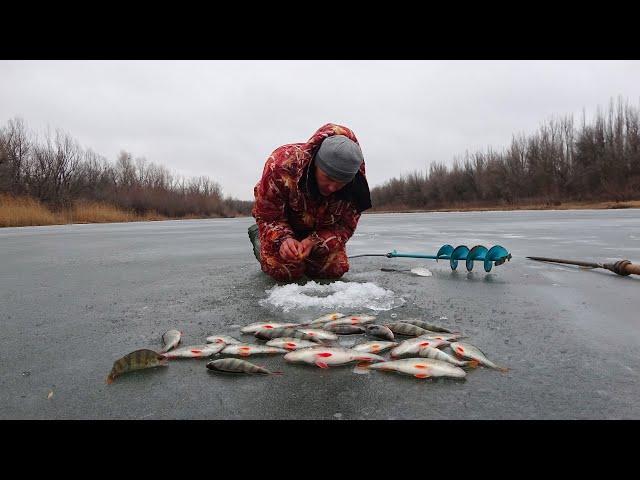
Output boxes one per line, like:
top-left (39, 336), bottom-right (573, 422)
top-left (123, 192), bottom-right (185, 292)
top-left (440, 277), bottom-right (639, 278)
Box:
top-left (259, 280), bottom-right (404, 313)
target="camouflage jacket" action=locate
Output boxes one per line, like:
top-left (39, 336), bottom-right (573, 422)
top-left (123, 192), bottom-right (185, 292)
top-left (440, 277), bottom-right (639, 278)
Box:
top-left (252, 123), bottom-right (372, 255)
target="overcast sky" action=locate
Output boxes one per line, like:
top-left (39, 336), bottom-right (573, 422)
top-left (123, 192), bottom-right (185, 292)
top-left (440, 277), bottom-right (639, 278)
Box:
top-left (1, 60), bottom-right (639, 200)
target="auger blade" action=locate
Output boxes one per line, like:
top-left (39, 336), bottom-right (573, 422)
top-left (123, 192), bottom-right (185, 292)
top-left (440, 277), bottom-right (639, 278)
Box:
top-left (486, 245), bottom-right (512, 271)
top-left (450, 245), bottom-right (469, 271)
top-left (466, 245), bottom-right (488, 272)
top-left (436, 244), bottom-right (454, 261)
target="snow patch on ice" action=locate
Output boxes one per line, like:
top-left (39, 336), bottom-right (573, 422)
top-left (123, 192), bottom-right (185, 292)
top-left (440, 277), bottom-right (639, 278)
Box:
top-left (259, 280), bottom-right (404, 313)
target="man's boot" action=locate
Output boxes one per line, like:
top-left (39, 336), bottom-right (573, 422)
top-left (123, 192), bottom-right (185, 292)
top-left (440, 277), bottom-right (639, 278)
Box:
top-left (247, 223), bottom-right (261, 262)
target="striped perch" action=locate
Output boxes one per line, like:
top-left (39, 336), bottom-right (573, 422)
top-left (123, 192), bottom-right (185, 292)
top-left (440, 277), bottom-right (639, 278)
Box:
top-left (254, 327), bottom-right (322, 342)
top-left (400, 319), bottom-right (453, 333)
top-left (206, 358), bottom-right (277, 375)
top-left (106, 349), bottom-right (168, 384)
top-left (364, 324), bottom-right (395, 341)
top-left (384, 322), bottom-right (433, 336)
top-left (417, 346), bottom-right (477, 367)
top-left (323, 324), bottom-right (366, 335)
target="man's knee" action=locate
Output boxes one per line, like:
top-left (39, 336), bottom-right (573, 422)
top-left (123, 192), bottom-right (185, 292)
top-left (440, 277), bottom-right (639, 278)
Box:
top-left (305, 251), bottom-right (349, 279)
top-left (307, 268), bottom-right (347, 280)
top-left (259, 251), bottom-right (305, 282)
top-left (265, 266), bottom-right (305, 282)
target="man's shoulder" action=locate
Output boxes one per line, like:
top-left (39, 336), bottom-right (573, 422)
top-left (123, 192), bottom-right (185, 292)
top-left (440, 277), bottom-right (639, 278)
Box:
top-left (270, 142), bottom-right (307, 159)
top-left (265, 143), bottom-right (309, 173)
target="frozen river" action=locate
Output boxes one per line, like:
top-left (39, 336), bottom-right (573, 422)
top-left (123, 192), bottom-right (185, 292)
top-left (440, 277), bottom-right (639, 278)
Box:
top-left (1, 209), bottom-right (639, 419)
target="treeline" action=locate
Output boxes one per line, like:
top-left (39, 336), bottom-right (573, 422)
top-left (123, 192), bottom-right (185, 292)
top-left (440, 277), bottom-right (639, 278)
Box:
top-left (371, 97), bottom-right (640, 210)
top-left (0, 118), bottom-right (253, 218)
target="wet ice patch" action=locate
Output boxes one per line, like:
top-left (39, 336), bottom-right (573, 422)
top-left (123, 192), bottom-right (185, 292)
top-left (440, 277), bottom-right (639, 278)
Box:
top-left (352, 366), bottom-right (371, 375)
top-left (260, 280), bottom-right (403, 313)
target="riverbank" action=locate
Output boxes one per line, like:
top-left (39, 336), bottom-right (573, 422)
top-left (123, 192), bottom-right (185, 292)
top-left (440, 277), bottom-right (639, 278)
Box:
top-left (3, 195), bottom-right (639, 228)
top-left (0, 195), bottom-right (233, 228)
top-left (368, 199), bottom-right (640, 214)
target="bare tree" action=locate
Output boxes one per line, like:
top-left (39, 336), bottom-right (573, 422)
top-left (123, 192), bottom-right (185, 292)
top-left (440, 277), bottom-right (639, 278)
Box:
top-left (371, 97), bottom-right (640, 210)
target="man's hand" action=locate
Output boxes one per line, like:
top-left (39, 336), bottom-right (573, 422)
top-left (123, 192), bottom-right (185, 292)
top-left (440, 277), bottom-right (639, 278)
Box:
top-left (298, 237), bottom-right (315, 260)
top-left (279, 237), bottom-right (315, 262)
top-left (279, 238), bottom-right (302, 261)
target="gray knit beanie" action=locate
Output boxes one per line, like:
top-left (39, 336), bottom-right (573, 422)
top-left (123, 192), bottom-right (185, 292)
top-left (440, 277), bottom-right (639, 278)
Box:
top-left (314, 135), bottom-right (364, 183)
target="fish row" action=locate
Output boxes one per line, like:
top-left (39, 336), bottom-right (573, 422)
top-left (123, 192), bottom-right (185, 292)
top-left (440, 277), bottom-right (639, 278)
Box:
top-left (241, 320), bottom-right (457, 343)
top-left (281, 346), bottom-right (474, 380)
top-left (240, 314), bottom-right (453, 334)
top-left (106, 313), bottom-right (504, 383)
top-left (160, 313), bottom-right (460, 353)
top-left (238, 313), bottom-right (375, 333)
top-left (299, 313), bottom-right (453, 333)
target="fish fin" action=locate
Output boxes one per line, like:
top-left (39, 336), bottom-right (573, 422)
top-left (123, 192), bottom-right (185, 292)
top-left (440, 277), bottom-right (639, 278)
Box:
top-left (191, 349), bottom-right (202, 354)
top-left (497, 366), bottom-right (510, 373)
top-left (356, 362), bottom-right (371, 369)
top-left (315, 361), bottom-right (329, 369)
top-left (271, 371), bottom-right (284, 375)
top-left (414, 373), bottom-right (430, 379)
top-left (105, 376), bottom-right (113, 384)
top-left (354, 356), bottom-right (374, 362)
top-left (467, 360), bottom-right (480, 369)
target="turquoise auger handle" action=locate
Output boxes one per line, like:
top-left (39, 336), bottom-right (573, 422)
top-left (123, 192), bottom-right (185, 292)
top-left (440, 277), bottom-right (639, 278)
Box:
top-left (387, 244), bottom-right (512, 272)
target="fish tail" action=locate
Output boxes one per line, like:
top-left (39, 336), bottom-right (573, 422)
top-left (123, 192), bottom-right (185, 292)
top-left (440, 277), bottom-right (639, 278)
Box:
top-left (497, 366), bottom-right (510, 373)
